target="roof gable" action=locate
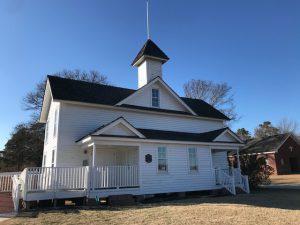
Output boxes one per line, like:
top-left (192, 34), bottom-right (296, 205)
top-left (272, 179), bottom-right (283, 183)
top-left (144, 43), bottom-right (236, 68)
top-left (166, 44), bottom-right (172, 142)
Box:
top-left (213, 129), bottom-right (243, 143)
top-left (89, 117), bottom-right (145, 139)
top-left (116, 77), bottom-right (196, 115)
top-left (241, 133), bottom-right (300, 154)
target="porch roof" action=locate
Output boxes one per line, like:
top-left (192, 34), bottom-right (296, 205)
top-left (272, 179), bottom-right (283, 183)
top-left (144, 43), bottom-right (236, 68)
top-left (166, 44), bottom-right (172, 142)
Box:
top-left (77, 127), bottom-right (242, 144)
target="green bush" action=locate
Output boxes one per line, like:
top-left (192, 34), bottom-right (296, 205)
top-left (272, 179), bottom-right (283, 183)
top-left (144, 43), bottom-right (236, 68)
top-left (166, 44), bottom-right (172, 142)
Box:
top-left (240, 155), bottom-right (274, 189)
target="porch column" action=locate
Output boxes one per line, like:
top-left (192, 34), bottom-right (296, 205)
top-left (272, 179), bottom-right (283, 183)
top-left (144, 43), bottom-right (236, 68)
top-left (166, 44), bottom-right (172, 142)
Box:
top-left (92, 144), bottom-right (96, 167)
top-left (236, 148), bottom-right (241, 170)
top-left (91, 144), bottom-right (96, 191)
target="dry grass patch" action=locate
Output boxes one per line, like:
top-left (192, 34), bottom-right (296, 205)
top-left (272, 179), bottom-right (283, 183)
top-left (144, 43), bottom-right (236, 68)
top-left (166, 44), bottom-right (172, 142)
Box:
top-left (1, 189), bottom-right (300, 225)
top-left (271, 174), bottom-right (300, 185)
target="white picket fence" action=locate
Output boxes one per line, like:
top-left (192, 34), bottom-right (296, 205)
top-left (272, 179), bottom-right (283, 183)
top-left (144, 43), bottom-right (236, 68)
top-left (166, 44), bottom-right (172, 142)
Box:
top-left (0, 172), bottom-right (21, 192)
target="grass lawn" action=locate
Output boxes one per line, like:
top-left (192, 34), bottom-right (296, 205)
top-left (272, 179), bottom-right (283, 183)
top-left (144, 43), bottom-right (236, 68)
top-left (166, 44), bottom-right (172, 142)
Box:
top-left (1, 189), bottom-right (300, 225)
top-left (271, 174), bottom-right (300, 185)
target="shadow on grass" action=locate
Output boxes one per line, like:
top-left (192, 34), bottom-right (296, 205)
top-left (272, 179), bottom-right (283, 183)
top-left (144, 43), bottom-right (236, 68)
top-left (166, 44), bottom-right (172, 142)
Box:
top-left (32, 188), bottom-right (300, 216)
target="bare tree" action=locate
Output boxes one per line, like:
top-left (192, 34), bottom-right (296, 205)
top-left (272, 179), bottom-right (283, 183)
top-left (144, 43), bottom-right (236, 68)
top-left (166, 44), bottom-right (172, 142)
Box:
top-left (23, 69), bottom-right (109, 121)
top-left (278, 118), bottom-right (299, 134)
top-left (184, 79), bottom-right (238, 121)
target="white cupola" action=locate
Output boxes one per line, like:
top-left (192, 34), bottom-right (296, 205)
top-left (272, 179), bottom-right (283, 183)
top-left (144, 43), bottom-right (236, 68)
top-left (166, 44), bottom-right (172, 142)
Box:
top-left (131, 39), bottom-right (169, 88)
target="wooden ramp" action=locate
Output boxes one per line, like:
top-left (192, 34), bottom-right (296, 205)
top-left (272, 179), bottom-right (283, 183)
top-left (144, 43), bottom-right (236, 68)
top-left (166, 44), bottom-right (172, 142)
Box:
top-left (0, 193), bottom-right (14, 213)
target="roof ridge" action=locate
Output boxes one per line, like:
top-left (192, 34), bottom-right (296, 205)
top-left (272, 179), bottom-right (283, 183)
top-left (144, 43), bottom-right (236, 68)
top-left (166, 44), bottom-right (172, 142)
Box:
top-left (47, 75), bottom-right (136, 92)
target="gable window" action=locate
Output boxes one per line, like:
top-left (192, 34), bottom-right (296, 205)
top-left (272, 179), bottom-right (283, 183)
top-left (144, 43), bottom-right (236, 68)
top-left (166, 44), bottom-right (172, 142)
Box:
top-left (51, 150), bottom-right (55, 167)
top-left (158, 147), bottom-right (167, 172)
top-left (188, 147), bottom-right (198, 172)
top-left (53, 108), bottom-right (58, 137)
top-left (152, 89), bottom-right (160, 107)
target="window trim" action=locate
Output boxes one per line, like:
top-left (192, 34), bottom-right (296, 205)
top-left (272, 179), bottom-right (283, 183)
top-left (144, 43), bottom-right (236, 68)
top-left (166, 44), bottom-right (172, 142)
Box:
top-left (157, 146), bottom-right (168, 173)
top-left (51, 149), bottom-right (55, 167)
top-left (187, 146), bottom-right (199, 173)
top-left (151, 88), bottom-right (160, 108)
top-left (53, 108), bottom-right (58, 138)
top-left (45, 120), bottom-right (49, 144)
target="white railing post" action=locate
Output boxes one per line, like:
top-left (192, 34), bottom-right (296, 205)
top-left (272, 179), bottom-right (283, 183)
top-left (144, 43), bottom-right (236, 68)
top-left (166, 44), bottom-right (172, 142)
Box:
top-left (23, 168), bottom-right (28, 201)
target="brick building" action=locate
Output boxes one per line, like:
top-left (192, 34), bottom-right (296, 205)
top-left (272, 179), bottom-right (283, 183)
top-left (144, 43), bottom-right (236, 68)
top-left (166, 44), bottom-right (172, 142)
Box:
top-left (241, 133), bottom-right (300, 175)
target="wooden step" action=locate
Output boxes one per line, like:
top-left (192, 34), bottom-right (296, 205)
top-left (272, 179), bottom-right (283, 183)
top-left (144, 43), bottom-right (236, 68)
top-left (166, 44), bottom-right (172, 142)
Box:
top-left (108, 194), bottom-right (135, 206)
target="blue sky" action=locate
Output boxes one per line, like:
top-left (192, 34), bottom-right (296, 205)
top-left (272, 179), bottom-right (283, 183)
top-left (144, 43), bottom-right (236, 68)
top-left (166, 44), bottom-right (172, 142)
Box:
top-left (0, 0), bottom-right (299, 149)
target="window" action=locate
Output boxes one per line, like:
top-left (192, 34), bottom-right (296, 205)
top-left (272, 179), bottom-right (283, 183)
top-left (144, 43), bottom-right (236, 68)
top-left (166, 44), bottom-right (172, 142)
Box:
top-left (188, 147), bottom-right (198, 172)
top-left (158, 147), bottom-right (167, 172)
top-left (51, 150), bottom-right (55, 167)
top-left (53, 108), bottom-right (58, 137)
top-left (45, 120), bottom-right (49, 144)
top-left (281, 158), bottom-right (284, 166)
top-left (82, 160), bottom-right (89, 166)
top-left (152, 89), bottom-right (160, 107)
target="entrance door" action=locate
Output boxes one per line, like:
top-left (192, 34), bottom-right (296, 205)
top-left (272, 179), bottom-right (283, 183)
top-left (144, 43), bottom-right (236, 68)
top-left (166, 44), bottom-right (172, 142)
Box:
top-left (289, 157), bottom-right (299, 172)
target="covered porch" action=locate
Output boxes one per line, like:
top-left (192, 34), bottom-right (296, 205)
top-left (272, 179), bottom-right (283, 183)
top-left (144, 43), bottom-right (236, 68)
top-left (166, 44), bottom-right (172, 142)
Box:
top-left (211, 147), bottom-right (249, 194)
top-left (84, 143), bottom-right (140, 190)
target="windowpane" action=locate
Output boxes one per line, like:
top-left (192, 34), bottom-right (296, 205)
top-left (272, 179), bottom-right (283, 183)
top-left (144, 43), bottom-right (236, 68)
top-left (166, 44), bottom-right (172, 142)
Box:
top-left (152, 89), bottom-right (160, 107)
top-left (188, 148), bottom-right (198, 172)
top-left (158, 147), bottom-right (167, 172)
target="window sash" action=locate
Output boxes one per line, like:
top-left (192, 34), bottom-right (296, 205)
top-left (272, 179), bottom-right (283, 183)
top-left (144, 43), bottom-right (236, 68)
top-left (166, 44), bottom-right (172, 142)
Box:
top-left (188, 148), bottom-right (198, 171)
top-left (158, 147), bottom-right (167, 171)
top-left (152, 89), bottom-right (160, 107)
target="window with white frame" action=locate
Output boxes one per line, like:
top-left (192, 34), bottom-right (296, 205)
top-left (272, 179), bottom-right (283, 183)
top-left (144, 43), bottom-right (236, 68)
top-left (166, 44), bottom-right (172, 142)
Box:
top-left (188, 147), bottom-right (198, 172)
top-left (45, 120), bottom-right (49, 144)
top-left (51, 150), bottom-right (55, 167)
top-left (152, 89), bottom-right (160, 107)
top-left (53, 108), bottom-right (58, 137)
top-left (158, 147), bottom-right (167, 172)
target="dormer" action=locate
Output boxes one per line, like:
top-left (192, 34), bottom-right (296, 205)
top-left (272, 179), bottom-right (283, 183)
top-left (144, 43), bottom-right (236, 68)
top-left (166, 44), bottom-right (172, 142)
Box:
top-left (131, 39), bottom-right (169, 88)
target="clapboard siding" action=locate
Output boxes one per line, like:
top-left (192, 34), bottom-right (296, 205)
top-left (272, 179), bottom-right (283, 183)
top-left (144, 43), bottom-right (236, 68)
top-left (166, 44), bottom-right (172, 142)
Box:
top-left (58, 102), bottom-right (223, 147)
top-left (125, 82), bottom-right (188, 112)
top-left (211, 151), bottom-right (228, 169)
top-left (43, 102), bottom-right (60, 167)
top-left (139, 143), bottom-right (216, 194)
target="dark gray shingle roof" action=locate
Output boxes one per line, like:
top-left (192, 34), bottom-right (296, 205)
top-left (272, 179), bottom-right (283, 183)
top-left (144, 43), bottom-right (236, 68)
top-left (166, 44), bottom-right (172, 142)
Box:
top-left (131, 39), bottom-right (169, 66)
top-left (241, 133), bottom-right (290, 154)
top-left (48, 75), bottom-right (229, 120)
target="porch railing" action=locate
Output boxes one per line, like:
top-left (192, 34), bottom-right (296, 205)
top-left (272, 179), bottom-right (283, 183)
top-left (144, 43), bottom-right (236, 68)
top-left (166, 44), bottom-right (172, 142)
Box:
top-left (215, 169), bottom-right (236, 195)
top-left (93, 165), bottom-right (139, 189)
top-left (232, 168), bottom-right (250, 194)
top-left (23, 167), bottom-right (88, 192)
top-left (0, 172), bottom-right (21, 192)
